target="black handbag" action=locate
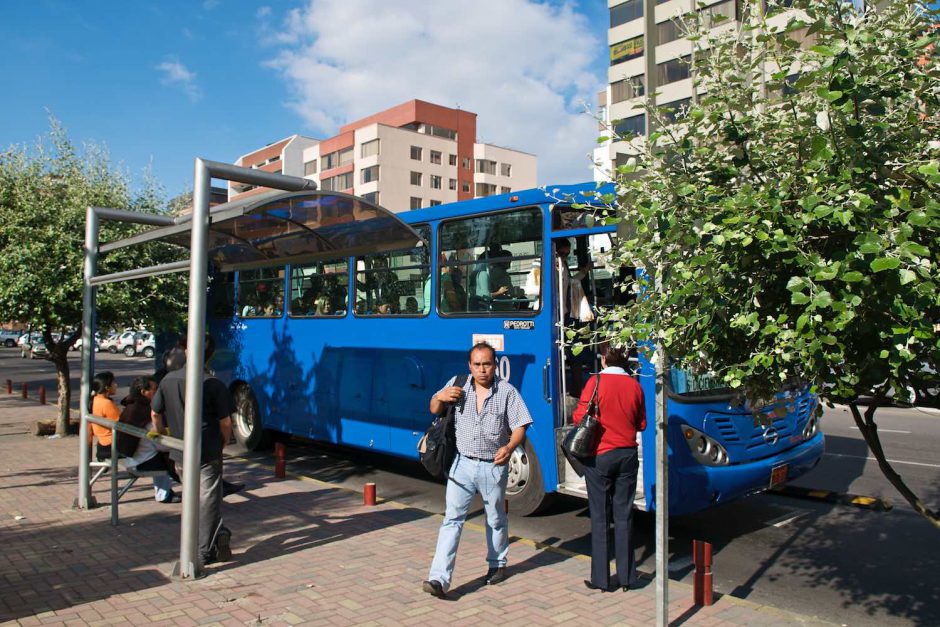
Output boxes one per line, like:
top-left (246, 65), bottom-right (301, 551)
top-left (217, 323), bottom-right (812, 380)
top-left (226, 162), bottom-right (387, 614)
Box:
top-left (561, 375), bottom-right (602, 476)
top-left (417, 374), bottom-right (468, 480)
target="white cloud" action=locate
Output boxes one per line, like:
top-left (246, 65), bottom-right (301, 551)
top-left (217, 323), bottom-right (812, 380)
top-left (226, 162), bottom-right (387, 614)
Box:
top-left (156, 58), bottom-right (202, 103)
top-left (265, 0), bottom-right (605, 185)
top-left (257, 5), bottom-right (271, 18)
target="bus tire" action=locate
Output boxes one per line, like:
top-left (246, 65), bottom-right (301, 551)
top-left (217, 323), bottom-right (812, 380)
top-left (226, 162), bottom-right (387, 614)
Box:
top-left (505, 438), bottom-right (550, 516)
top-left (232, 383), bottom-right (273, 451)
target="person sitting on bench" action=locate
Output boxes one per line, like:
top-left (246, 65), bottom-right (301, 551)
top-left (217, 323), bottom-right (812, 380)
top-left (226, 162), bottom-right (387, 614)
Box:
top-left (90, 371), bottom-right (121, 461)
top-left (117, 376), bottom-right (178, 504)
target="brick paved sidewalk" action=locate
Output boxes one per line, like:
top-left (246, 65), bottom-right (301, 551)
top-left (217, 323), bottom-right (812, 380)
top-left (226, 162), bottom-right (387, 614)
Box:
top-left (0, 396), bottom-right (833, 626)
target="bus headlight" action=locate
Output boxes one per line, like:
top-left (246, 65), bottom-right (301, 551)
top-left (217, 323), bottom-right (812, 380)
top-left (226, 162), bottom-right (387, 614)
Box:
top-left (802, 413), bottom-right (821, 440)
top-left (682, 426), bottom-right (730, 466)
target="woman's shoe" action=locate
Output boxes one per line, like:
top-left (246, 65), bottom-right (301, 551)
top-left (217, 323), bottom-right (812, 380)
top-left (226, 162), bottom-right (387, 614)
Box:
top-left (583, 580), bottom-right (610, 592)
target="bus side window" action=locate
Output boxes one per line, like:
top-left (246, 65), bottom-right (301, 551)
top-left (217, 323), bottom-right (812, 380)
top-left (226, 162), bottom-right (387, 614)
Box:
top-left (238, 267), bottom-right (284, 318)
top-left (439, 207), bottom-right (542, 315)
top-left (289, 259), bottom-right (348, 317)
top-left (355, 225), bottom-right (430, 317)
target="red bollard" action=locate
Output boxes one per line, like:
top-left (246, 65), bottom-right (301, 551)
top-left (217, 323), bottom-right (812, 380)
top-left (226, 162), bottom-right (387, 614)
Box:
top-left (39, 386), bottom-right (46, 405)
top-left (364, 482), bottom-right (377, 506)
top-left (274, 441), bottom-right (286, 479)
top-left (693, 539), bottom-right (714, 606)
top-left (21, 383), bottom-right (27, 400)
top-left (6, 379), bottom-right (11, 394)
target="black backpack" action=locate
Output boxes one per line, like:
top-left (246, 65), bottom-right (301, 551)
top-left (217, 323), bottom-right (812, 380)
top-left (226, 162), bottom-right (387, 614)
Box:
top-left (417, 374), bottom-right (468, 480)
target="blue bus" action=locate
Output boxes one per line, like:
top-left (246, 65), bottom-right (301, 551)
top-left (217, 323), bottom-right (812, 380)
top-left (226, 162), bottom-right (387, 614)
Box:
top-left (206, 183), bottom-right (824, 516)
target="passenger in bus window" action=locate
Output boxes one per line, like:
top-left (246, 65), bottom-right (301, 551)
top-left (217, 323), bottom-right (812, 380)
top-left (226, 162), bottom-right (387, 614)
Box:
top-left (404, 297), bottom-right (419, 314)
top-left (523, 259), bottom-right (541, 311)
top-left (422, 342), bottom-right (533, 598)
top-left (471, 248), bottom-right (511, 311)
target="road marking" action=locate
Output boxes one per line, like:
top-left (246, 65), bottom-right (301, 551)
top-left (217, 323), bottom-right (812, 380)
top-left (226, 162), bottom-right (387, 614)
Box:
top-left (849, 427), bottom-right (911, 434)
top-left (825, 452), bottom-right (940, 469)
top-left (767, 512), bottom-right (807, 527)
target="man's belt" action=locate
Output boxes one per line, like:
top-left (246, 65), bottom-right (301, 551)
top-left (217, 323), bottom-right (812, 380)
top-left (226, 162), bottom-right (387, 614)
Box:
top-left (461, 454), bottom-right (495, 463)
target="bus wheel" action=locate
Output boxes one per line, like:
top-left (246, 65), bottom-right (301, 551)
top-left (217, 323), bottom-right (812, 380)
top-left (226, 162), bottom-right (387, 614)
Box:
top-left (232, 383), bottom-right (272, 451)
top-left (505, 439), bottom-right (550, 516)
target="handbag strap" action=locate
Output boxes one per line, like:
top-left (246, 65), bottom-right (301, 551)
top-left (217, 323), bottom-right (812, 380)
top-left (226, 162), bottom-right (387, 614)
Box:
top-left (587, 373), bottom-right (601, 412)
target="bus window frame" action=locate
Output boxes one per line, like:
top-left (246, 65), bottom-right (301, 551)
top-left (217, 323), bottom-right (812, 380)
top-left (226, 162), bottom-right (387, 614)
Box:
top-left (286, 257), bottom-right (351, 319)
top-left (436, 205), bottom-right (544, 318)
top-left (352, 223), bottom-right (431, 318)
top-left (236, 266), bottom-right (287, 319)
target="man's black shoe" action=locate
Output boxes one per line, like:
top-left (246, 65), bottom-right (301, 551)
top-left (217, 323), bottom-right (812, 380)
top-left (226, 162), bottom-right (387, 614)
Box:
top-left (422, 580), bottom-right (446, 598)
top-left (485, 566), bottom-right (507, 585)
top-left (584, 580), bottom-right (612, 592)
top-left (214, 530), bottom-right (232, 562)
top-left (160, 493), bottom-right (182, 504)
top-left (222, 480), bottom-right (245, 498)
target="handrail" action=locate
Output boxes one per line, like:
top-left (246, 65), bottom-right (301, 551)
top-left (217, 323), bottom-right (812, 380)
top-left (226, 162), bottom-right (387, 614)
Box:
top-left (84, 414), bottom-right (184, 452)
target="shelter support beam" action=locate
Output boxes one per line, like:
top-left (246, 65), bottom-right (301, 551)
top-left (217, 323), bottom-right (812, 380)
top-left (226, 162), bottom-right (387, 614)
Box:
top-left (89, 260), bottom-right (191, 286)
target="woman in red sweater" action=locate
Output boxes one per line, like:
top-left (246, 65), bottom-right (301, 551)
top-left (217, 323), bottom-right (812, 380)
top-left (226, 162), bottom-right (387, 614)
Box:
top-left (572, 344), bottom-right (647, 592)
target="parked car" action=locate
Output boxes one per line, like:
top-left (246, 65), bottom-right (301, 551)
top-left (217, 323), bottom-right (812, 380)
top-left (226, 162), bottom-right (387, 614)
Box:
top-left (28, 338), bottom-right (49, 359)
top-left (99, 332), bottom-right (120, 353)
top-left (72, 333), bottom-right (101, 352)
top-left (130, 332), bottom-right (155, 358)
top-left (0, 330), bottom-right (22, 348)
top-left (18, 332), bottom-right (42, 358)
top-left (115, 331), bottom-right (141, 355)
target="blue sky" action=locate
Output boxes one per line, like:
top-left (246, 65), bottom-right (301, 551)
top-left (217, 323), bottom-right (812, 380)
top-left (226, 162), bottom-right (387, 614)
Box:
top-left (0, 0), bottom-right (610, 198)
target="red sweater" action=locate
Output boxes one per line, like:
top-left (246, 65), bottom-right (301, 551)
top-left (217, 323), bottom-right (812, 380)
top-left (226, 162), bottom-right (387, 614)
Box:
top-left (572, 371), bottom-right (646, 456)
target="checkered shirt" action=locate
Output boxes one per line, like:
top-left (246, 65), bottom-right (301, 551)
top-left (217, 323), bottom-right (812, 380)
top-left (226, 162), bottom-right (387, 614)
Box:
top-left (438, 375), bottom-right (533, 459)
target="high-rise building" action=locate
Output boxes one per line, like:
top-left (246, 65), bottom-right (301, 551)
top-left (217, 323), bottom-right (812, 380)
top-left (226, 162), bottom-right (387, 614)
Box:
top-left (594, 0), bottom-right (806, 180)
top-left (230, 100), bottom-right (537, 212)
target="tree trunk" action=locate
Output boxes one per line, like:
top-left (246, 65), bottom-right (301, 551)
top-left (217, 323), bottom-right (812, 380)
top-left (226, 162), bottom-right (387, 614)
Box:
top-left (848, 399), bottom-right (940, 529)
top-left (53, 348), bottom-right (71, 437)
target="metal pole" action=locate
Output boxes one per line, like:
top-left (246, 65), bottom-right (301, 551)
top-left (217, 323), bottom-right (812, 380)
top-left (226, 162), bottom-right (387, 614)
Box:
top-left (642, 0), bottom-right (666, 623)
top-left (178, 158), bottom-right (211, 579)
top-left (89, 259), bottom-right (191, 286)
top-left (76, 205), bottom-right (98, 510)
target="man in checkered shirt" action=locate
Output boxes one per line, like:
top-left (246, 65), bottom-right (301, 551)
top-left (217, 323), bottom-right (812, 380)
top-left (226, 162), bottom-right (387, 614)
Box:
top-left (422, 342), bottom-right (532, 598)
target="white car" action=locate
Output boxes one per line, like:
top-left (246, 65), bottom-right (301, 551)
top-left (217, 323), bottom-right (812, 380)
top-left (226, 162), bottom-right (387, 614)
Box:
top-left (126, 332), bottom-right (155, 358)
top-left (115, 331), bottom-right (140, 355)
top-left (0, 330), bottom-right (22, 348)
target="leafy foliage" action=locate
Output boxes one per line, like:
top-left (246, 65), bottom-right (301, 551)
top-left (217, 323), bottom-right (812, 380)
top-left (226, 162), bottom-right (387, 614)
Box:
top-left (590, 0), bottom-right (939, 408)
top-left (0, 120), bottom-right (188, 431)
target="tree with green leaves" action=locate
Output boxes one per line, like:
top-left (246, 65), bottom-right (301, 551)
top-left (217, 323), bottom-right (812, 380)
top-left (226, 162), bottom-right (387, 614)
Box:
top-left (589, 0), bottom-right (939, 526)
top-left (0, 121), bottom-right (189, 435)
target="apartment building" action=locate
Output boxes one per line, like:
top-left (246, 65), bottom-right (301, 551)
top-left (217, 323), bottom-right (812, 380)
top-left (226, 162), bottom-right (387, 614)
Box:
top-left (230, 100), bottom-right (537, 212)
top-left (594, 0), bottom-right (804, 180)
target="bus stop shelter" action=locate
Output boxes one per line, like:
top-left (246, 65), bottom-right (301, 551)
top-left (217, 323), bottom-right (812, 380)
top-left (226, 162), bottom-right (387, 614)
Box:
top-left (77, 159), bottom-right (423, 579)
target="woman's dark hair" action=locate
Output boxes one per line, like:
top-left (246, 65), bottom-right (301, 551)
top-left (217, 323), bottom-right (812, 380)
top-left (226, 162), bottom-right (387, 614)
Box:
top-left (127, 376), bottom-right (155, 400)
top-left (92, 371), bottom-right (115, 396)
top-left (600, 344), bottom-right (629, 368)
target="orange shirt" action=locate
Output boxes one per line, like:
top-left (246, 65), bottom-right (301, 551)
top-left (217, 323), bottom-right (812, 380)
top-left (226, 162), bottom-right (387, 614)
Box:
top-left (90, 394), bottom-right (121, 446)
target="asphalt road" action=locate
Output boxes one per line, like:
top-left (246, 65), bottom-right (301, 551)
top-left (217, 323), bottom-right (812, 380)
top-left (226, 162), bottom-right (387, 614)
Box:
top-left (4, 348), bottom-right (938, 625)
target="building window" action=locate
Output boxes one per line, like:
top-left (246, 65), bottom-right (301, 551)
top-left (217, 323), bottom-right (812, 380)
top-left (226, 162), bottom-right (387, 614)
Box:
top-left (361, 139), bottom-right (380, 158)
top-left (410, 171), bottom-right (423, 186)
top-left (475, 183), bottom-right (497, 197)
top-left (610, 0), bottom-right (642, 28)
top-left (304, 159), bottom-right (317, 176)
top-left (462, 182), bottom-right (471, 193)
top-left (462, 157), bottom-right (471, 170)
top-left (611, 76), bottom-right (645, 103)
top-left (658, 55), bottom-right (691, 86)
top-left (658, 18), bottom-right (682, 44)
top-left (430, 175), bottom-right (442, 189)
top-left (430, 200), bottom-right (442, 206)
top-left (361, 165), bottom-right (379, 184)
top-left (501, 186), bottom-right (511, 194)
top-left (476, 159), bottom-right (497, 175)
top-left (430, 150), bottom-right (442, 165)
top-left (410, 197), bottom-right (423, 210)
top-left (704, 0), bottom-right (737, 28)
top-left (662, 98), bottom-right (692, 124)
top-left (500, 163), bottom-right (511, 177)
top-left (410, 146), bottom-right (423, 161)
top-left (362, 191), bottom-right (380, 205)
top-left (615, 113), bottom-right (646, 137)
top-left (449, 154), bottom-right (457, 166)
top-left (611, 36), bottom-right (643, 66)
top-left (322, 147), bottom-right (353, 170)
top-left (449, 178), bottom-right (457, 190)
top-left (322, 171), bottom-right (353, 191)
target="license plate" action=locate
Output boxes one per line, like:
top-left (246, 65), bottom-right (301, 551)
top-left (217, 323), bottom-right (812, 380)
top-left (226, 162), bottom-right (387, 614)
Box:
top-left (770, 464), bottom-right (788, 488)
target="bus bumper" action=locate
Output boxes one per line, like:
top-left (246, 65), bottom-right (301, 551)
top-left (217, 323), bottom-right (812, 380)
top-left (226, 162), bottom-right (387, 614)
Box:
top-left (670, 431), bottom-right (825, 515)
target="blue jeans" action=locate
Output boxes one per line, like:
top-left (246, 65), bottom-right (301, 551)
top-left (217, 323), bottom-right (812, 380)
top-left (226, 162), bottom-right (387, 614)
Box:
top-left (428, 454), bottom-right (509, 592)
